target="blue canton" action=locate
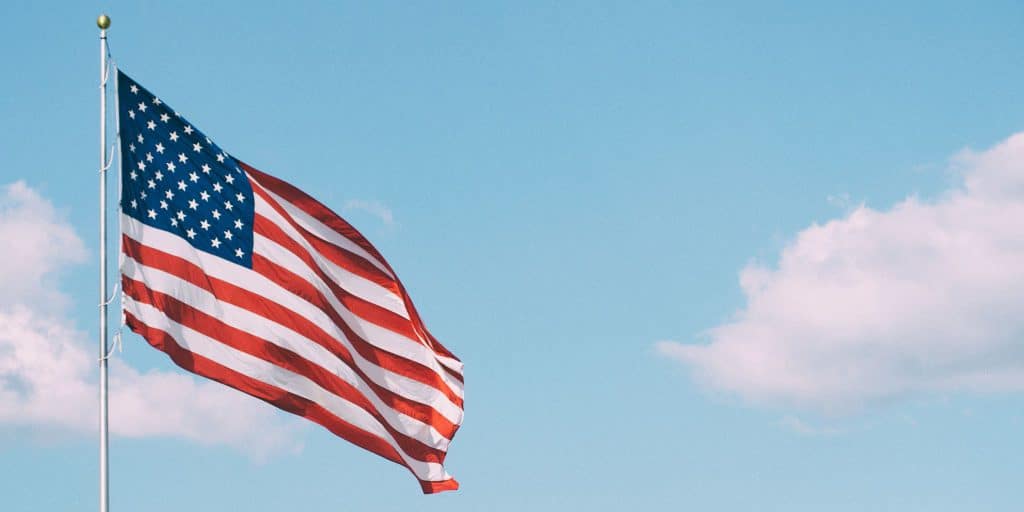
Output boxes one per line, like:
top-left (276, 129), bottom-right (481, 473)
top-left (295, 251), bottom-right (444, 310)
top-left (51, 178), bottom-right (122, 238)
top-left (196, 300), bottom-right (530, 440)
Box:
top-left (117, 71), bottom-right (254, 267)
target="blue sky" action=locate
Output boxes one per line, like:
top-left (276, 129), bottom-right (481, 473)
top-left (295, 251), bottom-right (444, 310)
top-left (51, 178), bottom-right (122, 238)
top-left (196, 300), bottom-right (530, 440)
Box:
top-left (1, 1), bottom-right (1023, 510)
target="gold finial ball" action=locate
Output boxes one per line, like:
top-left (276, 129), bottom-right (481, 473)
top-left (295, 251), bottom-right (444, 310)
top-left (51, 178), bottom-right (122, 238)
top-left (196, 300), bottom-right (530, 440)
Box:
top-left (97, 14), bottom-right (111, 30)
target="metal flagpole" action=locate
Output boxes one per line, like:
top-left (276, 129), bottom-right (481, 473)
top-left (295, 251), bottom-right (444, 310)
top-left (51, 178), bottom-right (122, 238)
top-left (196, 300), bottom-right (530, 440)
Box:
top-left (97, 13), bottom-right (111, 512)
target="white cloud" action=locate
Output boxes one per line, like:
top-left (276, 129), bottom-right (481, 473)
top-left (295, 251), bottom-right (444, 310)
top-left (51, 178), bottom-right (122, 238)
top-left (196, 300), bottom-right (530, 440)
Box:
top-left (0, 182), bottom-right (86, 309)
top-left (777, 415), bottom-right (840, 436)
top-left (108, 359), bottom-right (301, 458)
top-left (343, 199), bottom-right (395, 226)
top-left (658, 133), bottom-right (1024, 413)
top-left (0, 182), bottom-right (301, 457)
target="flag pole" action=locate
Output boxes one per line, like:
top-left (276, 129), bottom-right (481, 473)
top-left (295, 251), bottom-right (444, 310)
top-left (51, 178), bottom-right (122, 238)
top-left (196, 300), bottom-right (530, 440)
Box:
top-left (97, 13), bottom-right (111, 512)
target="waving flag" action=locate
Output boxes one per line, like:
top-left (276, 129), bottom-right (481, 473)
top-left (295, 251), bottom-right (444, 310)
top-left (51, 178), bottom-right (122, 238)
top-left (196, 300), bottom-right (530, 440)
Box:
top-left (115, 70), bottom-right (464, 493)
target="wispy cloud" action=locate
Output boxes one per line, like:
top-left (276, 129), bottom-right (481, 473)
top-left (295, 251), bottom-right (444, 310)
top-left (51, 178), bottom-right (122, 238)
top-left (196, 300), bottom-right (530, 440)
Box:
top-left (778, 416), bottom-right (841, 436)
top-left (0, 182), bottom-right (301, 458)
top-left (658, 133), bottom-right (1024, 413)
top-left (343, 199), bottom-right (395, 226)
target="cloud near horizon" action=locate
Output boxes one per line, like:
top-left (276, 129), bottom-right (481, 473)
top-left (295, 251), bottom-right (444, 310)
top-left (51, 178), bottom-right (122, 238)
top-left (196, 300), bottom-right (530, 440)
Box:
top-left (0, 182), bottom-right (301, 457)
top-left (658, 133), bottom-right (1024, 413)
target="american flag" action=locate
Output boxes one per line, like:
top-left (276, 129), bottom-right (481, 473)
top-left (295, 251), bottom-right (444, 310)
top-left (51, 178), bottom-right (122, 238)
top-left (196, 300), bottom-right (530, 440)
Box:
top-left (116, 70), bottom-right (464, 493)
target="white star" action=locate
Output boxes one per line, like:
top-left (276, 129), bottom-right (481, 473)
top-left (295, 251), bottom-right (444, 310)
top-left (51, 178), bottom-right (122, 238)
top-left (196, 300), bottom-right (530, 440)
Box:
top-left (178, 153), bottom-right (188, 164)
top-left (160, 113), bottom-right (170, 123)
top-left (200, 191), bottom-right (210, 201)
top-left (146, 120), bottom-right (156, 130)
top-left (147, 209), bottom-right (156, 219)
top-left (189, 172), bottom-right (199, 183)
top-left (137, 134), bottom-right (144, 143)
top-left (170, 218), bottom-right (179, 227)
top-left (129, 84), bottom-right (139, 94)
top-left (235, 248), bottom-right (244, 258)
top-left (159, 200), bottom-right (168, 210)
top-left (166, 161), bottom-right (176, 172)
top-left (235, 193), bottom-right (245, 203)
top-left (211, 238), bottom-right (221, 248)
top-left (211, 209), bottom-right (221, 220)
top-left (234, 219), bottom-right (243, 229)
top-left (137, 102), bottom-right (147, 112)
top-left (147, 179), bottom-right (156, 189)
top-left (130, 199), bottom-right (137, 209)
top-left (152, 97), bottom-right (162, 105)
top-left (129, 143), bottom-right (136, 152)
top-left (155, 143), bottom-right (165, 154)
top-left (224, 201), bottom-right (233, 211)
top-left (224, 174), bottom-right (235, 184)
top-left (184, 125), bottom-right (194, 135)
top-left (137, 161), bottom-right (146, 171)
top-left (186, 228), bottom-right (196, 239)
top-left (169, 131), bottom-right (179, 142)
top-left (188, 199), bottom-right (199, 210)
top-left (216, 153), bottom-right (226, 163)
top-left (201, 164), bottom-right (211, 174)
top-left (212, 183), bottom-right (223, 193)
top-left (129, 170), bottom-right (138, 180)
top-left (177, 180), bottom-right (187, 191)
top-left (223, 230), bottom-right (233, 240)
top-left (193, 142), bottom-right (202, 152)
top-left (200, 220), bottom-right (210, 230)
top-left (140, 191), bottom-right (147, 199)
top-left (155, 170), bottom-right (164, 181)
top-left (164, 189), bottom-right (174, 200)
top-left (176, 211), bottom-right (186, 221)
top-left (145, 152), bottom-right (154, 163)
top-left (128, 110), bottom-right (135, 119)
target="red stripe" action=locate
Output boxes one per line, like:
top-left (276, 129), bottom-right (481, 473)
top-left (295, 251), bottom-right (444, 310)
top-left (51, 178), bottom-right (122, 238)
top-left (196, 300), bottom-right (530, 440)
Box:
top-left (123, 275), bottom-right (452, 463)
top-left (123, 234), bottom-right (464, 422)
top-left (420, 478), bottom-right (460, 494)
top-left (242, 163), bottom-right (461, 371)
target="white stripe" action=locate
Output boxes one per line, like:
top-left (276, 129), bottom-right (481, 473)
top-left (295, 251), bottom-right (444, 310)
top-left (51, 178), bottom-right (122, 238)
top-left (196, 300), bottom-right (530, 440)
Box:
top-left (123, 214), bottom-right (465, 399)
top-left (124, 296), bottom-right (451, 482)
top-left (253, 193), bottom-right (409, 320)
top-left (435, 354), bottom-right (464, 375)
top-left (122, 256), bottom-right (460, 446)
top-left (251, 176), bottom-right (394, 278)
